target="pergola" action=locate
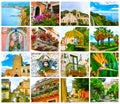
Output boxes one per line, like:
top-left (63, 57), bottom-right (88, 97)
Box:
top-left (65, 30), bottom-right (84, 46)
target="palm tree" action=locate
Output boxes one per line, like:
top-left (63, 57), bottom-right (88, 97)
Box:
top-left (106, 29), bottom-right (113, 47)
top-left (94, 31), bottom-right (100, 46)
top-left (94, 27), bottom-right (107, 46)
top-left (114, 35), bottom-right (119, 45)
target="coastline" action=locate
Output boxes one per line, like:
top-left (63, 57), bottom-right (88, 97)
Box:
top-left (2, 6), bottom-right (25, 26)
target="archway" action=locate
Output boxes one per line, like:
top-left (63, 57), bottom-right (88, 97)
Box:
top-left (35, 6), bottom-right (40, 17)
top-left (14, 74), bottom-right (19, 77)
top-left (6, 29), bottom-right (27, 51)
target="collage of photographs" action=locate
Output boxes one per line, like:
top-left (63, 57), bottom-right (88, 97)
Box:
top-left (0, 0), bottom-right (119, 103)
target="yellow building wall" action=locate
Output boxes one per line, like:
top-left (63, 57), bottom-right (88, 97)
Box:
top-left (20, 66), bottom-right (30, 76)
top-left (2, 91), bottom-right (10, 100)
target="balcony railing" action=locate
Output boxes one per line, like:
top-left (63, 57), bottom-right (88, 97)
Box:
top-left (31, 84), bottom-right (59, 97)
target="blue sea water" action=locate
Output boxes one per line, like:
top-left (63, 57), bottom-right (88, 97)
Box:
top-left (100, 13), bottom-right (118, 22)
top-left (2, 8), bottom-right (21, 26)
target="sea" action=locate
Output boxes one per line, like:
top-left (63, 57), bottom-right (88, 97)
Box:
top-left (2, 8), bottom-right (21, 26)
top-left (100, 13), bottom-right (118, 22)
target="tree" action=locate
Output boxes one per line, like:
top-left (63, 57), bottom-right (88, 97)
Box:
top-left (90, 78), bottom-right (105, 101)
top-left (73, 78), bottom-right (89, 91)
top-left (114, 35), bottom-right (119, 45)
top-left (75, 27), bottom-right (89, 46)
top-left (94, 27), bottom-right (107, 47)
top-left (107, 83), bottom-right (118, 99)
top-left (106, 29), bottom-right (113, 47)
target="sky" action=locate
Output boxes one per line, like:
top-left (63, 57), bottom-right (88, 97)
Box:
top-left (60, 27), bottom-right (75, 40)
top-left (8, 78), bottom-right (29, 92)
top-left (90, 1), bottom-right (119, 14)
top-left (1, 53), bottom-right (30, 74)
top-left (102, 78), bottom-right (118, 84)
top-left (61, 2), bottom-right (89, 14)
top-left (90, 27), bottom-right (119, 42)
top-left (66, 78), bottom-right (74, 92)
top-left (2, 78), bottom-right (29, 92)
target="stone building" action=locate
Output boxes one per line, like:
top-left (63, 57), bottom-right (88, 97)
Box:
top-left (5, 54), bottom-right (30, 77)
top-left (61, 10), bottom-right (89, 25)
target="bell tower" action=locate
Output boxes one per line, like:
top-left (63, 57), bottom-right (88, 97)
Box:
top-left (76, 9), bottom-right (80, 18)
top-left (12, 54), bottom-right (23, 77)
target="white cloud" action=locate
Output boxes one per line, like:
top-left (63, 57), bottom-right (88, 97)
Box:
top-left (111, 7), bottom-right (119, 10)
top-left (93, 10), bottom-right (118, 14)
top-left (2, 66), bottom-right (12, 73)
top-left (90, 6), bottom-right (97, 11)
top-left (1, 54), bottom-right (9, 62)
top-left (21, 53), bottom-right (30, 64)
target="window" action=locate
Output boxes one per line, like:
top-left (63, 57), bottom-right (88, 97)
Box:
top-left (27, 69), bottom-right (30, 73)
top-left (23, 69), bottom-right (25, 73)
top-left (2, 93), bottom-right (6, 98)
top-left (70, 55), bottom-right (78, 70)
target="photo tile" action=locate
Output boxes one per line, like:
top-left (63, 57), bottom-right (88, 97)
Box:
top-left (1, 53), bottom-right (30, 77)
top-left (61, 27), bottom-right (89, 51)
top-left (1, 78), bottom-right (30, 102)
top-left (61, 53), bottom-right (89, 77)
top-left (31, 26), bottom-right (59, 51)
top-left (1, 27), bottom-right (30, 51)
top-left (90, 27), bottom-right (119, 52)
top-left (61, 1), bottom-right (89, 26)
top-left (31, 53), bottom-right (59, 77)
top-left (31, 1), bottom-right (60, 26)
top-left (90, 78), bottom-right (118, 102)
top-left (90, 52), bottom-right (119, 77)
top-left (31, 78), bottom-right (59, 102)
top-left (90, 0), bottom-right (119, 26)
top-left (61, 78), bottom-right (89, 102)
top-left (1, 1), bottom-right (30, 26)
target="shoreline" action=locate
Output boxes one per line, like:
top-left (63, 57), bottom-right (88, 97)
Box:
top-left (2, 6), bottom-right (25, 26)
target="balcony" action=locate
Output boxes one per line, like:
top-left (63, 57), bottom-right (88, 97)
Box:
top-left (31, 84), bottom-right (59, 97)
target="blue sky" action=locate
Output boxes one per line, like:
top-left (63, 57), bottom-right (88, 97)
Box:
top-left (61, 2), bottom-right (89, 14)
top-left (1, 53), bottom-right (30, 74)
top-left (90, 1), bottom-right (119, 13)
top-left (90, 27), bottom-right (119, 42)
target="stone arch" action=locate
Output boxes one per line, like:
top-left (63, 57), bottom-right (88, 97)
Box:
top-left (6, 29), bottom-right (27, 51)
top-left (34, 6), bottom-right (41, 17)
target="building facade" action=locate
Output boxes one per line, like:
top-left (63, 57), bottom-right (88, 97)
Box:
top-left (31, 78), bottom-right (59, 102)
top-left (1, 79), bottom-right (11, 100)
top-left (5, 54), bottom-right (30, 77)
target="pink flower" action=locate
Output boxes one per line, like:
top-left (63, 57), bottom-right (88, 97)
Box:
top-left (55, 14), bottom-right (59, 19)
top-left (10, 40), bottom-right (14, 47)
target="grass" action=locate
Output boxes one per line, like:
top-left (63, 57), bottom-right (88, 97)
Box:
top-left (93, 42), bottom-right (118, 51)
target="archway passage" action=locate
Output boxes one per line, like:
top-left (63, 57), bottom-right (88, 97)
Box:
top-left (35, 7), bottom-right (40, 17)
top-left (14, 74), bottom-right (19, 77)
